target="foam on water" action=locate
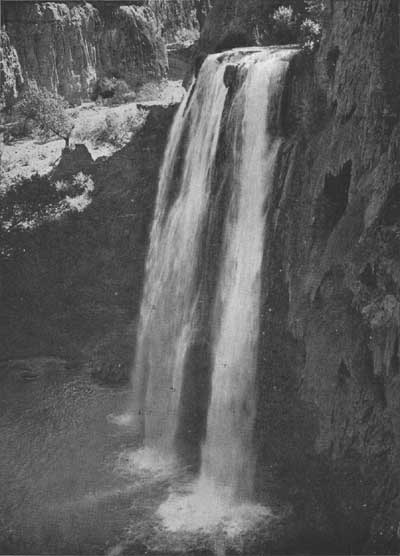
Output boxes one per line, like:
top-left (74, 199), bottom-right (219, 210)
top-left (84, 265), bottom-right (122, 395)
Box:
top-left (107, 412), bottom-right (135, 427)
top-left (115, 447), bottom-right (177, 481)
top-left (157, 477), bottom-right (272, 538)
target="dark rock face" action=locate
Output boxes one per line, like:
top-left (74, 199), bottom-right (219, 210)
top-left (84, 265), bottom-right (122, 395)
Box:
top-left (2, 1), bottom-right (168, 104)
top-left (252, 0), bottom-right (400, 552)
top-left (197, 0), bottom-right (303, 57)
top-left (0, 104), bottom-right (177, 385)
top-left (0, 30), bottom-right (23, 113)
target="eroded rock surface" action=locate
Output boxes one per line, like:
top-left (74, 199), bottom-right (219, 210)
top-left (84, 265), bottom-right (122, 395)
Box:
top-left (197, 0), bottom-right (298, 57)
top-left (148, 0), bottom-right (212, 43)
top-left (2, 1), bottom-right (167, 104)
top-left (252, 1), bottom-right (400, 552)
top-left (0, 30), bottom-right (23, 113)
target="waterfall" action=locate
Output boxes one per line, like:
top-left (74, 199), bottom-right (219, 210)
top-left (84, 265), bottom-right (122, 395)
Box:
top-left (133, 47), bottom-right (294, 511)
top-left (200, 53), bottom-right (284, 501)
top-left (132, 56), bottom-right (229, 451)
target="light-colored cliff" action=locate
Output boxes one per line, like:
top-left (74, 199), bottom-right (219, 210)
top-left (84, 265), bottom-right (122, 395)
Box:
top-left (0, 30), bottom-right (23, 113)
top-left (2, 1), bottom-right (167, 104)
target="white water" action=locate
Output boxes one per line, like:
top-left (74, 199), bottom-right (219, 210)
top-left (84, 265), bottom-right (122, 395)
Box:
top-left (132, 56), bottom-right (229, 452)
top-left (132, 47), bottom-right (294, 536)
top-left (200, 51), bottom-right (285, 502)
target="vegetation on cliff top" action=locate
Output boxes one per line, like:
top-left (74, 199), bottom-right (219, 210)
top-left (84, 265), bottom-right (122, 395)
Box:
top-left (270, 1), bottom-right (324, 49)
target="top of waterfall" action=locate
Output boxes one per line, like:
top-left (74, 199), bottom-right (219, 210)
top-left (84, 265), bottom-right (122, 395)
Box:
top-left (211, 45), bottom-right (300, 66)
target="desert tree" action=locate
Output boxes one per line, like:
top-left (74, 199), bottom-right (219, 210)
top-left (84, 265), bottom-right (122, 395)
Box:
top-left (15, 82), bottom-right (75, 147)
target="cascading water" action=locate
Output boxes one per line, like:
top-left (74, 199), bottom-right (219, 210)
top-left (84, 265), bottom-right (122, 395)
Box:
top-left (132, 46), bottom-right (295, 535)
top-left (132, 57), bottom-right (229, 452)
top-left (200, 54), bottom-right (284, 502)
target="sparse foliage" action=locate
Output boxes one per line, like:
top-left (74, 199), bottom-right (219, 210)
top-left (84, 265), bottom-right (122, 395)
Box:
top-left (271, 5), bottom-right (297, 44)
top-left (270, 2), bottom-right (325, 50)
top-left (0, 172), bottom-right (94, 257)
top-left (74, 107), bottom-right (147, 149)
top-left (15, 82), bottom-right (75, 147)
top-left (300, 18), bottom-right (322, 51)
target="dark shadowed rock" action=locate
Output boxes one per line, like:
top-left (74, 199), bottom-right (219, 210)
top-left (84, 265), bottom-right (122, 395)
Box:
top-left (52, 144), bottom-right (94, 180)
top-left (0, 103), bottom-right (178, 385)
top-left (252, 1), bottom-right (400, 552)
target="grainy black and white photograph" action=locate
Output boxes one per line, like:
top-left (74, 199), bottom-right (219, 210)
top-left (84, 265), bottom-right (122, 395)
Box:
top-left (1, 0), bottom-right (400, 554)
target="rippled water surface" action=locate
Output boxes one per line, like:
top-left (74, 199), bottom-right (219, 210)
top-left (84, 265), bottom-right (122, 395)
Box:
top-left (0, 360), bottom-right (150, 555)
top-left (0, 360), bottom-right (275, 555)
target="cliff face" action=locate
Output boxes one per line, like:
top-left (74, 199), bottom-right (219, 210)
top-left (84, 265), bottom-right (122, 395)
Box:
top-left (251, 0), bottom-right (400, 552)
top-left (148, 0), bottom-right (212, 43)
top-left (197, 0), bottom-right (303, 56)
top-left (2, 1), bottom-right (167, 104)
top-left (0, 30), bottom-right (23, 113)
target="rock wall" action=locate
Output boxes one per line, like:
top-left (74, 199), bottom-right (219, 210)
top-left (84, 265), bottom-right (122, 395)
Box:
top-left (0, 30), bottom-right (23, 113)
top-left (2, 1), bottom-right (167, 104)
top-left (197, 0), bottom-right (304, 57)
top-left (148, 0), bottom-right (212, 44)
top-left (250, 0), bottom-right (400, 552)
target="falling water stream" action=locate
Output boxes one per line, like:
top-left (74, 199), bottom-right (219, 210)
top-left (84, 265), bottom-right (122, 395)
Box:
top-left (133, 47), bottom-right (296, 539)
top-left (132, 56), bottom-right (229, 451)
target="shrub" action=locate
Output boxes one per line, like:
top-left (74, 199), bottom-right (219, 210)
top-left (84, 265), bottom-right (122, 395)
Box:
top-left (15, 82), bottom-right (74, 147)
top-left (91, 77), bottom-right (116, 101)
top-left (271, 5), bottom-right (297, 44)
top-left (112, 79), bottom-right (131, 104)
top-left (83, 108), bottom-right (147, 149)
top-left (91, 77), bottom-right (133, 104)
top-left (55, 172), bottom-right (94, 213)
top-left (0, 172), bottom-right (94, 257)
top-left (300, 18), bottom-right (322, 51)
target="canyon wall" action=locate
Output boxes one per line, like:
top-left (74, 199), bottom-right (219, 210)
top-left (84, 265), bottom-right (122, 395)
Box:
top-left (197, 0), bottom-right (304, 57)
top-left (250, 0), bottom-right (400, 552)
top-left (0, 30), bottom-right (24, 113)
top-left (2, 1), bottom-right (168, 104)
top-left (0, 1), bottom-right (214, 108)
top-left (148, 0), bottom-right (212, 43)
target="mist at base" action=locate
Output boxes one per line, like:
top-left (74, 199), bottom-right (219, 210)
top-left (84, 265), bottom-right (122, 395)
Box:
top-left (158, 476), bottom-right (272, 538)
top-left (113, 443), bottom-right (273, 549)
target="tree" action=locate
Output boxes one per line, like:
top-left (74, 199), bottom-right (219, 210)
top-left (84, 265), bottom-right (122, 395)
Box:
top-left (15, 82), bottom-right (75, 147)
